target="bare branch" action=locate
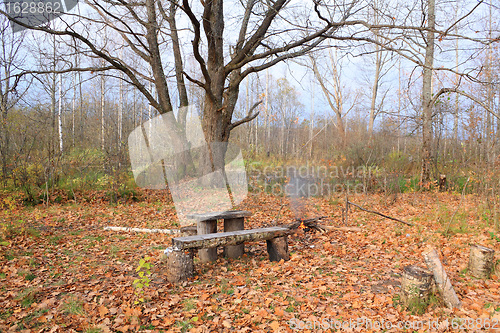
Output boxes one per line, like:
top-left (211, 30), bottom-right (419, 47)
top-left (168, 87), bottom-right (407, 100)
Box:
top-left (226, 0), bottom-right (287, 70)
top-left (0, 9), bottom-right (161, 111)
top-left (430, 87), bottom-right (500, 121)
top-left (229, 100), bottom-right (262, 130)
top-left (235, 0), bottom-right (256, 52)
top-left (180, 0), bottom-right (215, 103)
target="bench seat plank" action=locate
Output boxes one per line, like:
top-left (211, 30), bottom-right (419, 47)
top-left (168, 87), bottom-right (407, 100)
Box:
top-left (172, 226), bottom-right (290, 250)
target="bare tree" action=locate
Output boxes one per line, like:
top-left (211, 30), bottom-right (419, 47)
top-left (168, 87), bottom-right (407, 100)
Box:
top-left (2, 0), bottom-right (495, 183)
top-left (365, 0), bottom-right (393, 139)
top-left (420, 0), bottom-right (436, 182)
top-left (317, 0), bottom-right (495, 181)
top-left (0, 18), bottom-right (29, 184)
top-left (1, 0), bottom-right (362, 174)
top-left (309, 49), bottom-right (360, 147)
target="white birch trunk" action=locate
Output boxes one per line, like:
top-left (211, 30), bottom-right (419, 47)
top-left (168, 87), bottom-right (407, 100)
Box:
top-left (119, 71), bottom-right (123, 150)
top-left (58, 73), bottom-right (63, 152)
top-left (100, 72), bottom-right (105, 151)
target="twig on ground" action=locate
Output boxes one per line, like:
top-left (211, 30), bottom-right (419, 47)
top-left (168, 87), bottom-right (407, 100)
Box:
top-left (347, 200), bottom-right (414, 226)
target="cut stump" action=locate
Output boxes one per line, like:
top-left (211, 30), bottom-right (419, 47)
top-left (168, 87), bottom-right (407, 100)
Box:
top-left (197, 219), bottom-right (217, 263)
top-left (267, 236), bottom-right (289, 262)
top-left (223, 217), bottom-right (245, 258)
top-left (180, 225), bottom-right (197, 237)
top-left (423, 246), bottom-right (461, 309)
top-left (468, 244), bottom-right (495, 279)
top-left (166, 250), bottom-right (194, 283)
top-left (400, 265), bottom-right (434, 307)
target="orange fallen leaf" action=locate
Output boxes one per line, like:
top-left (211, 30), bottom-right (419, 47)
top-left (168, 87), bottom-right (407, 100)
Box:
top-left (257, 308), bottom-right (268, 317)
top-left (274, 307), bottom-right (285, 317)
top-left (99, 305), bottom-right (109, 317)
top-left (270, 320), bottom-right (280, 331)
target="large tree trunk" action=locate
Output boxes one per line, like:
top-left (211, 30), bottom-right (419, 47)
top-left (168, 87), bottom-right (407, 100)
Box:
top-left (166, 0), bottom-right (189, 129)
top-left (145, 0), bottom-right (194, 179)
top-left (200, 0), bottom-right (237, 179)
top-left (421, 0), bottom-right (436, 183)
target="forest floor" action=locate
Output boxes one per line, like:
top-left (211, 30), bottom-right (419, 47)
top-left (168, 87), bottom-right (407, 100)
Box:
top-left (1, 190), bottom-right (500, 332)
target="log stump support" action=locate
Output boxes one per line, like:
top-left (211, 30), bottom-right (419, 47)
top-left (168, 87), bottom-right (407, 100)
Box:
top-left (166, 250), bottom-right (194, 283)
top-left (197, 219), bottom-right (217, 263)
top-left (400, 265), bottom-right (434, 308)
top-left (468, 244), bottom-right (495, 279)
top-left (267, 235), bottom-right (289, 262)
top-left (224, 217), bottom-right (245, 258)
top-left (187, 210), bottom-right (252, 262)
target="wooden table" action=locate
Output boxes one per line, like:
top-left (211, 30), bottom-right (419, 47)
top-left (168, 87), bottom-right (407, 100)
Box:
top-left (186, 210), bottom-right (252, 262)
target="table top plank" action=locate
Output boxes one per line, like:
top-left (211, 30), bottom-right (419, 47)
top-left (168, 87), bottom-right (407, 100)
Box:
top-left (186, 210), bottom-right (252, 221)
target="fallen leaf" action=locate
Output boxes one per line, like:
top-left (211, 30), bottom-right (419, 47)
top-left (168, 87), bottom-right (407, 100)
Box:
top-left (274, 307), bottom-right (285, 317)
top-left (99, 305), bottom-right (109, 317)
top-left (270, 320), bottom-right (280, 331)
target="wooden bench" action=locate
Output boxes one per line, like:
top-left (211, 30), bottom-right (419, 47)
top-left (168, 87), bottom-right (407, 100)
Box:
top-left (166, 226), bottom-right (291, 282)
top-left (186, 210), bottom-right (252, 262)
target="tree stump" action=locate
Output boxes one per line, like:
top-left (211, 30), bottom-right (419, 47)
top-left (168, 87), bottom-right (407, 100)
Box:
top-left (166, 250), bottom-right (194, 283)
top-left (267, 236), bottom-right (289, 262)
top-left (223, 217), bottom-right (244, 258)
top-left (197, 219), bottom-right (217, 262)
top-left (180, 225), bottom-right (197, 237)
top-left (468, 244), bottom-right (495, 279)
top-left (423, 246), bottom-right (461, 309)
top-left (400, 265), bottom-right (434, 308)
top-left (438, 174), bottom-right (447, 192)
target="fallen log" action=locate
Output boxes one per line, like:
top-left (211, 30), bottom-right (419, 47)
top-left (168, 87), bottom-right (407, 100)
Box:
top-left (104, 226), bottom-right (179, 234)
top-left (423, 246), bottom-right (461, 309)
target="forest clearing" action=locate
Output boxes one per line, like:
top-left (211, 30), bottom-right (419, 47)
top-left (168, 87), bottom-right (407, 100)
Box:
top-left (1, 0), bottom-right (500, 331)
top-left (1, 190), bottom-right (499, 332)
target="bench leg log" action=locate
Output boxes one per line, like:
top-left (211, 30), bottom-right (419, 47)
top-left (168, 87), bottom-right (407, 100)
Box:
top-left (224, 217), bottom-right (245, 258)
top-left (197, 219), bottom-right (217, 262)
top-left (167, 250), bottom-right (194, 283)
top-left (267, 236), bottom-right (289, 262)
